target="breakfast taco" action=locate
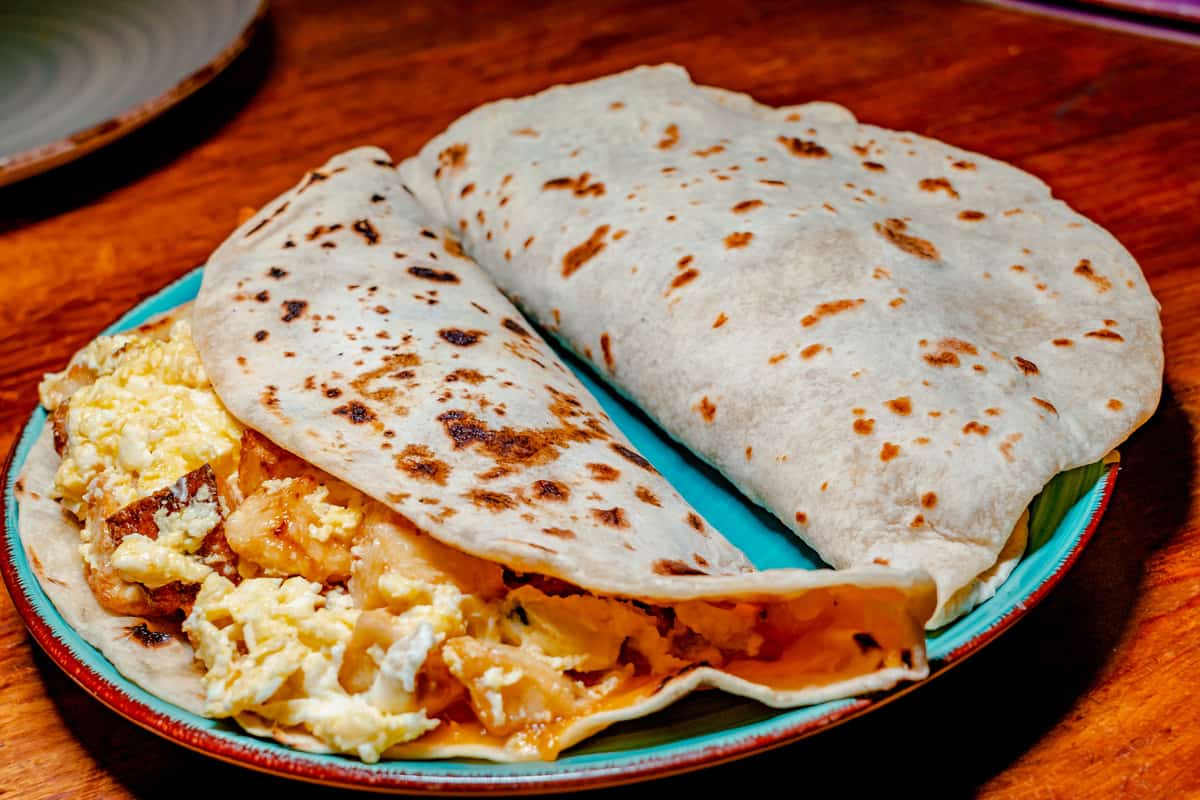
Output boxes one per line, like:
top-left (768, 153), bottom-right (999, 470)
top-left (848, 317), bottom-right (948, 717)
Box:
top-left (17, 147), bottom-right (934, 763)
top-left (401, 65), bottom-right (1164, 627)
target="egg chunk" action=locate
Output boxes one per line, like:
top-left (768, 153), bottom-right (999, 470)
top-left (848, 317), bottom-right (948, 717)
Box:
top-left (184, 574), bottom-right (438, 762)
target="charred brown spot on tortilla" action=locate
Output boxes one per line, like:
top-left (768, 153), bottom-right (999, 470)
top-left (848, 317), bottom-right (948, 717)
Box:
top-left (436, 143), bottom-right (468, 176)
top-left (439, 328), bottom-right (486, 347)
top-left (921, 492), bottom-right (938, 509)
top-left (591, 506), bottom-right (629, 529)
top-left (445, 368), bottom-right (485, 385)
top-left (667, 268), bottom-right (700, 293)
top-left (853, 418), bottom-right (875, 435)
top-left (799, 343), bottom-right (824, 360)
top-left (653, 559), bottom-right (705, 576)
top-left (657, 123), bottom-right (680, 149)
top-left (880, 442), bottom-right (900, 461)
top-left (677, 255), bottom-right (694, 270)
top-left (1084, 328), bottom-right (1125, 342)
top-left (794, 511), bottom-right (808, 525)
top-left (306, 223), bottom-right (343, 241)
top-left (442, 235), bottom-right (470, 259)
top-left (501, 318), bottom-right (531, 339)
top-left (542, 172), bottom-right (606, 197)
top-left (531, 480), bottom-right (570, 502)
top-left (437, 396), bottom-right (606, 470)
top-left (599, 333), bottom-right (615, 371)
top-left (694, 396), bottom-right (717, 424)
top-left (350, 219), bottom-right (380, 244)
top-left (937, 338), bottom-right (977, 355)
top-left (801, 298), bottom-right (864, 327)
top-left (919, 177), bottom-right (959, 199)
top-left (297, 168), bottom-right (343, 193)
top-left (408, 266), bottom-right (460, 284)
top-left (254, 329), bottom-right (269, 342)
top-left (951, 160), bottom-right (975, 171)
top-left (731, 199), bottom-right (763, 214)
top-left (768, 353), bottom-right (787, 365)
top-left (1032, 397), bottom-right (1059, 415)
top-left (1106, 398), bottom-right (1125, 412)
top-left (633, 485), bottom-right (661, 507)
top-left (333, 401), bottom-right (375, 424)
top-left (587, 463), bottom-right (621, 482)
top-left (962, 421), bottom-right (991, 436)
top-left (260, 384), bottom-right (281, 410)
top-left (475, 465), bottom-right (512, 481)
top-left (685, 512), bottom-right (706, 534)
top-left (724, 232), bottom-right (753, 249)
top-left (875, 218), bottom-right (939, 260)
top-left (958, 210), bottom-right (986, 221)
top-left (541, 527), bottom-right (576, 540)
top-left (251, 290), bottom-right (270, 303)
top-left (1074, 259), bottom-right (1112, 292)
top-left (923, 350), bottom-right (959, 367)
top-left (1014, 356), bottom-right (1039, 375)
top-left (910, 514), bottom-right (925, 528)
top-left (862, 161), bottom-right (886, 171)
top-left (470, 489), bottom-right (517, 511)
top-left (712, 312), bottom-right (728, 329)
top-left (852, 632), bottom-right (881, 653)
top-left (562, 225), bottom-right (610, 278)
top-left (280, 300), bottom-right (308, 323)
top-left (125, 622), bottom-right (174, 647)
top-left (778, 136), bottom-right (829, 158)
top-left (267, 267), bottom-right (288, 281)
top-left (324, 387), bottom-right (342, 398)
top-left (610, 443), bottom-right (654, 472)
top-left (885, 396), bottom-right (912, 415)
top-left (395, 444), bottom-right (450, 484)
top-left (693, 144), bottom-right (725, 157)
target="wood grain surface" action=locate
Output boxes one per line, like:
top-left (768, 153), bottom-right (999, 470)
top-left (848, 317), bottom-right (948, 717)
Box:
top-left (1, 1), bottom-right (1198, 797)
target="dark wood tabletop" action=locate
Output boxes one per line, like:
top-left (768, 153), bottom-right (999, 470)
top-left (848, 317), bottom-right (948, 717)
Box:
top-left (1, 1), bottom-right (1197, 797)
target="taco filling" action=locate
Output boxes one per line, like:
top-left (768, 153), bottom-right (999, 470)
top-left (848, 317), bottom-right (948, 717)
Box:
top-left (38, 318), bottom-right (923, 762)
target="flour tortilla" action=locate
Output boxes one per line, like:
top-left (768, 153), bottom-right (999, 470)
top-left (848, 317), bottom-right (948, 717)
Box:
top-left (400, 64), bottom-right (1163, 626)
top-left (16, 427), bottom-right (207, 715)
top-left (16, 146), bottom-right (936, 762)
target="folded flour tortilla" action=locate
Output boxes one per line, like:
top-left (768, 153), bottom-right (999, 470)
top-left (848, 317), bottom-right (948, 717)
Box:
top-left (400, 65), bottom-right (1163, 626)
top-left (17, 146), bottom-right (935, 761)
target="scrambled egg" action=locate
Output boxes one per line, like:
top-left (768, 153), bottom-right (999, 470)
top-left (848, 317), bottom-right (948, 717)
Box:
top-left (184, 574), bottom-right (438, 762)
top-left (109, 487), bottom-right (222, 588)
top-left (45, 320), bottom-right (242, 518)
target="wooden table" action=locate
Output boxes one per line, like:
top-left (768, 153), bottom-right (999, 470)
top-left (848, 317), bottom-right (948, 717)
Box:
top-left (1, 1), bottom-right (1197, 796)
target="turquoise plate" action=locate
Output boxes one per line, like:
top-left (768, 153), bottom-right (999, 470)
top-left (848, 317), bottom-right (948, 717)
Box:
top-left (0, 0), bottom-right (266, 187)
top-left (0, 268), bottom-right (1117, 793)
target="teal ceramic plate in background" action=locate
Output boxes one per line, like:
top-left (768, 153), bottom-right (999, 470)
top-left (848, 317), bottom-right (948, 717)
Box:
top-left (0, 268), bottom-right (1118, 794)
top-left (0, 0), bottom-right (266, 187)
